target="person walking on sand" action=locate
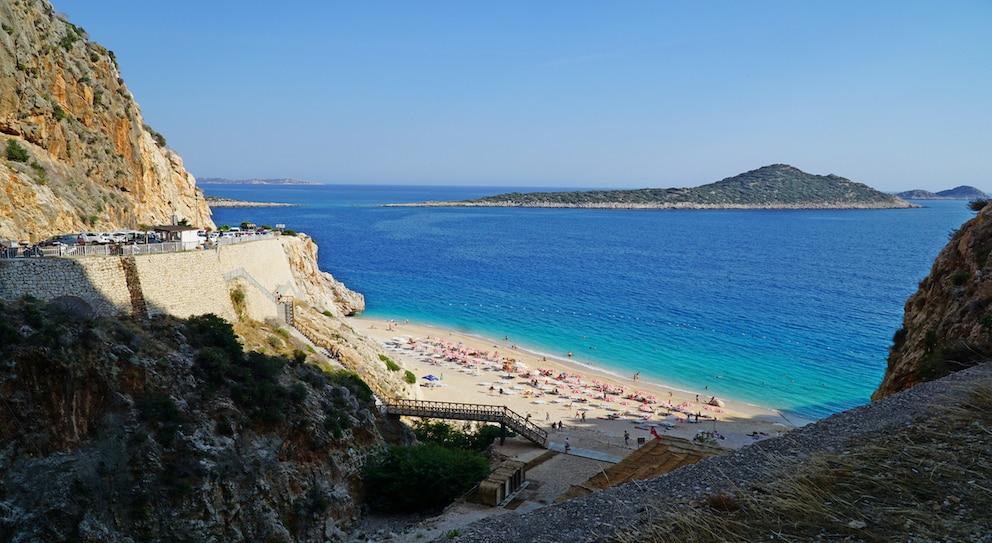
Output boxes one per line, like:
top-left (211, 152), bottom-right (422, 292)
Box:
top-left (624, 430), bottom-right (630, 446)
top-left (564, 438), bottom-right (570, 454)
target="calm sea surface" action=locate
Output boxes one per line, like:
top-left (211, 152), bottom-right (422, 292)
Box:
top-left (203, 184), bottom-right (974, 420)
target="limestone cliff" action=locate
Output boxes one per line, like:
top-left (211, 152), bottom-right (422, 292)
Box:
top-left (873, 202), bottom-right (992, 400)
top-left (282, 234), bottom-right (365, 317)
top-left (0, 0), bottom-right (212, 242)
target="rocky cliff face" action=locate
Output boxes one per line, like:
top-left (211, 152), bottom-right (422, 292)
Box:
top-left (873, 202), bottom-right (992, 400)
top-left (0, 0), bottom-right (212, 242)
top-left (282, 234), bottom-right (365, 317)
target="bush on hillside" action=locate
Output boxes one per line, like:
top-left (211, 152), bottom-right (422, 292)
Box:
top-left (362, 443), bottom-right (490, 513)
top-left (5, 140), bottom-right (29, 162)
top-left (412, 419), bottom-right (503, 453)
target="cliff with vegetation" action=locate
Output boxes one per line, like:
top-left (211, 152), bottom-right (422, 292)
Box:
top-left (0, 2), bottom-right (425, 539)
top-left (0, 0), bottom-right (211, 242)
top-left (873, 201), bottom-right (992, 400)
top-left (0, 297), bottom-right (408, 542)
top-left (408, 164), bottom-right (916, 210)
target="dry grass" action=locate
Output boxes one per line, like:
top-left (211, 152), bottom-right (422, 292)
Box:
top-left (614, 385), bottom-right (992, 543)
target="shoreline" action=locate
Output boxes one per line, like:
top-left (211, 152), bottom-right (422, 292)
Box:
top-left (350, 316), bottom-right (812, 451)
top-left (204, 196), bottom-right (301, 208)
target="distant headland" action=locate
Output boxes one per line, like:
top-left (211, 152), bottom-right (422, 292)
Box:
top-left (388, 164), bottom-right (919, 210)
top-left (198, 177), bottom-right (321, 185)
top-left (203, 195), bottom-right (300, 208)
top-left (895, 186), bottom-right (988, 200)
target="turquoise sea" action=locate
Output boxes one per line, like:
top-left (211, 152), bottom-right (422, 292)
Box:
top-left (203, 184), bottom-right (974, 421)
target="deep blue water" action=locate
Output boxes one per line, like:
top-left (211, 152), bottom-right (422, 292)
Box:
top-left (203, 184), bottom-right (974, 420)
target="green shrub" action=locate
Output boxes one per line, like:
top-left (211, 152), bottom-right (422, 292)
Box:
top-left (5, 140), bottom-right (29, 162)
top-left (53, 104), bottom-right (67, 121)
top-left (404, 370), bottom-right (416, 384)
top-left (185, 314), bottom-right (243, 363)
top-left (230, 288), bottom-right (246, 313)
top-left (142, 123), bottom-right (166, 147)
top-left (363, 443), bottom-right (490, 513)
top-left (380, 354), bottom-right (401, 372)
top-left (282, 229), bottom-right (297, 236)
top-left (292, 349), bottom-right (307, 364)
top-left (327, 370), bottom-right (374, 404)
top-left (952, 272), bottom-right (970, 286)
top-left (969, 199), bottom-right (988, 212)
top-left (413, 419), bottom-right (502, 453)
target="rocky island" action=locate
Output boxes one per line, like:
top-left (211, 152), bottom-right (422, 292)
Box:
top-left (896, 185), bottom-right (989, 200)
top-left (395, 164), bottom-right (918, 210)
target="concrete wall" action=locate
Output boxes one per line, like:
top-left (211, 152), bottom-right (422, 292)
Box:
top-left (0, 238), bottom-right (296, 322)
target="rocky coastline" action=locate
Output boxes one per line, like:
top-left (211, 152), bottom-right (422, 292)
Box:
top-left (204, 195), bottom-right (301, 208)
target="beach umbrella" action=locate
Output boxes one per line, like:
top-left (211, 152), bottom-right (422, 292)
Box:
top-left (422, 374), bottom-right (439, 381)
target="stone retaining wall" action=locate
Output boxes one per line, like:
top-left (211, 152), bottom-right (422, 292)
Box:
top-left (0, 238), bottom-right (295, 321)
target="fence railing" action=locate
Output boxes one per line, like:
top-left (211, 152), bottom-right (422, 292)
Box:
top-left (0, 233), bottom-right (275, 260)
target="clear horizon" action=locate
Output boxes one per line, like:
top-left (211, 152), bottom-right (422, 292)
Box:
top-left (53, 1), bottom-right (991, 192)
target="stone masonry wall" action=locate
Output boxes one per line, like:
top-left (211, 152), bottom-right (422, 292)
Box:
top-left (0, 238), bottom-right (297, 322)
top-left (0, 256), bottom-right (131, 316)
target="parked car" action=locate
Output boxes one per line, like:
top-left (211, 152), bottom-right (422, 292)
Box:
top-left (110, 230), bottom-right (143, 244)
top-left (79, 232), bottom-right (111, 244)
top-left (40, 234), bottom-right (80, 247)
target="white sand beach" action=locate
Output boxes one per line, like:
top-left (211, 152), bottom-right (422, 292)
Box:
top-left (351, 316), bottom-right (809, 452)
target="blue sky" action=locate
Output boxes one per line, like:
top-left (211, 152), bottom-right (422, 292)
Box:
top-left (52, 1), bottom-right (991, 191)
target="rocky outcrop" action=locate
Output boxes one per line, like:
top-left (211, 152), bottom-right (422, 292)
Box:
top-left (0, 298), bottom-right (396, 542)
top-left (873, 202), bottom-right (992, 400)
top-left (281, 234), bottom-right (365, 317)
top-left (0, 0), bottom-right (211, 242)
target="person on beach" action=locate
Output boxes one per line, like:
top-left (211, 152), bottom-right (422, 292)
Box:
top-left (633, 372), bottom-right (640, 382)
top-left (624, 430), bottom-right (630, 446)
top-left (564, 438), bottom-right (570, 453)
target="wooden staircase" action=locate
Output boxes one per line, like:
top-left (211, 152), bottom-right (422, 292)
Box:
top-left (386, 398), bottom-right (549, 447)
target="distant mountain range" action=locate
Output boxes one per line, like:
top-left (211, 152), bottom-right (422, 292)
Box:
top-left (197, 177), bottom-right (321, 185)
top-left (895, 186), bottom-right (988, 200)
top-left (399, 164), bottom-right (917, 210)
